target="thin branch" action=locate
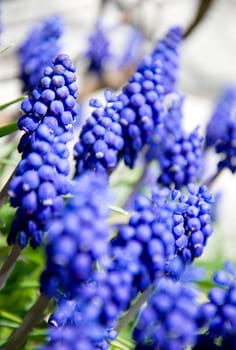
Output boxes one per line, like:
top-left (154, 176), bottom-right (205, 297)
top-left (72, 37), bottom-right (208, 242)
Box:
top-left (184, 0), bottom-right (215, 39)
top-left (0, 244), bottom-right (21, 290)
top-left (3, 294), bottom-right (51, 350)
top-left (123, 164), bottom-right (149, 209)
top-left (203, 167), bottom-right (223, 189)
top-left (0, 169), bottom-right (16, 208)
top-left (116, 284), bottom-right (153, 333)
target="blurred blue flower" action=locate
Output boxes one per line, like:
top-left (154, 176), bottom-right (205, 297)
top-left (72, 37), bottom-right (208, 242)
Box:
top-left (18, 14), bottom-right (64, 93)
top-left (198, 261), bottom-right (236, 344)
top-left (133, 277), bottom-right (200, 350)
top-left (40, 172), bottom-right (111, 297)
top-left (206, 86), bottom-right (236, 148)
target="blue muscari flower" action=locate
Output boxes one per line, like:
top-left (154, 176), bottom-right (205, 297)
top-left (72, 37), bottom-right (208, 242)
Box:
top-left (147, 93), bottom-right (203, 188)
top-left (118, 55), bottom-right (165, 168)
top-left (146, 92), bottom-right (184, 162)
top-left (133, 277), bottom-right (200, 350)
top-left (111, 187), bottom-right (176, 293)
top-left (75, 27), bottom-right (182, 174)
top-left (45, 262), bottom-right (133, 349)
top-left (215, 119), bottom-right (236, 173)
top-left (158, 126), bottom-right (203, 188)
top-left (85, 20), bottom-right (111, 75)
top-left (7, 53), bottom-right (79, 248)
top-left (198, 261), bottom-right (236, 345)
top-left (18, 14), bottom-right (64, 93)
top-left (41, 240), bottom-right (133, 349)
top-left (40, 172), bottom-right (111, 297)
top-left (171, 183), bottom-right (214, 263)
top-left (152, 26), bottom-right (183, 94)
top-left (74, 91), bottom-right (124, 176)
top-left (206, 86), bottom-right (236, 148)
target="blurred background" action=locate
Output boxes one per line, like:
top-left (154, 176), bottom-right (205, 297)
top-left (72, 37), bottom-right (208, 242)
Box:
top-left (0, 0), bottom-right (236, 260)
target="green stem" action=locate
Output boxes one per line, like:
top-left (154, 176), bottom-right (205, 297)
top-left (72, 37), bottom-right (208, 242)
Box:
top-left (3, 294), bottom-right (50, 350)
top-left (0, 244), bottom-right (21, 290)
top-left (0, 169), bottom-right (15, 208)
top-left (123, 164), bottom-right (149, 209)
top-left (116, 284), bottom-right (153, 333)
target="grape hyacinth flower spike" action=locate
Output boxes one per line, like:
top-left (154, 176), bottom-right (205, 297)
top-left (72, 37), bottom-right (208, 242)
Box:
top-left (197, 261), bottom-right (236, 347)
top-left (152, 26), bottom-right (183, 94)
top-left (205, 86), bottom-right (236, 148)
top-left (133, 277), bottom-right (200, 350)
top-left (74, 90), bottom-right (124, 176)
top-left (111, 187), bottom-right (176, 294)
top-left (85, 20), bottom-right (112, 75)
top-left (215, 118), bottom-right (236, 174)
top-left (146, 93), bottom-right (204, 189)
top-left (4, 172), bottom-right (112, 350)
top-left (171, 183), bottom-right (214, 263)
top-left (40, 171), bottom-right (111, 297)
top-left (18, 14), bottom-right (64, 93)
top-left (6, 53), bottom-right (79, 250)
top-left (117, 54), bottom-right (165, 168)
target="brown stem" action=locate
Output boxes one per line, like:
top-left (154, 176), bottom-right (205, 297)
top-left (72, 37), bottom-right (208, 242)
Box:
top-left (0, 244), bottom-right (21, 290)
top-left (203, 167), bottom-right (223, 189)
top-left (3, 294), bottom-right (51, 350)
top-left (184, 0), bottom-right (215, 39)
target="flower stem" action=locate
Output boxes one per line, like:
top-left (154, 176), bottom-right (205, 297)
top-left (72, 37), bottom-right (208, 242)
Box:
top-left (0, 169), bottom-right (15, 208)
top-left (123, 164), bottom-right (148, 209)
top-left (3, 294), bottom-right (50, 350)
top-left (116, 284), bottom-right (153, 333)
top-left (0, 244), bottom-right (21, 290)
top-left (203, 168), bottom-right (223, 189)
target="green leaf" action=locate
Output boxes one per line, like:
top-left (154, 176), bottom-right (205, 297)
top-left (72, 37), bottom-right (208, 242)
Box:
top-left (0, 310), bottom-right (22, 323)
top-left (109, 205), bottom-right (129, 216)
top-left (0, 320), bottom-right (19, 329)
top-left (110, 336), bottom-right (135, 350)
top-left (0, 121), bottom-right (18, 137)
top-left (0, 44), bottom-right (13, 54)
top-left (0, 95), bottom-right (27, 111)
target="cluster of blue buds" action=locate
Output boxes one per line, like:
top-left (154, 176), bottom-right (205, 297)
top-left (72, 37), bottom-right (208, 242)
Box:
top-left (85, 21), bottom-right (111, 75)
top-left (45, 265), bottom-right (132, 349)
top-left (75, 27), bottom-right (183, 174)
top-left (41, 293), bottom-right (110, 350)
top-left (215, 119), bottom-right (236, 173)
top-left (158, 126), bottom-right (203, 188)
top-left (18, 14), bottom-right (64, 93)
top-left (74, 91), bottom-right (124, 176)
top-left (133, 278), bottom-right (200, 350)
top-left (205, 86), bottom-right (236, 148)
top-left (118, 55), bottom-right (165, 168)
top-left (146, 92), bottom-right (184, 163)
top-left (111, 187), bottom-right (175, 293)
top-left (7, 53), bottom-right (79, 248)
top-left (152, 26), bottom-right (183, 94)
top-left (171, 184), bottom-right (214, 263)
top-left (146, 93), bottom-right (203, 188)
top-left (40, 172), bottom-right (111, 297)
top-left (197, 261), bottom-right (236, 347)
